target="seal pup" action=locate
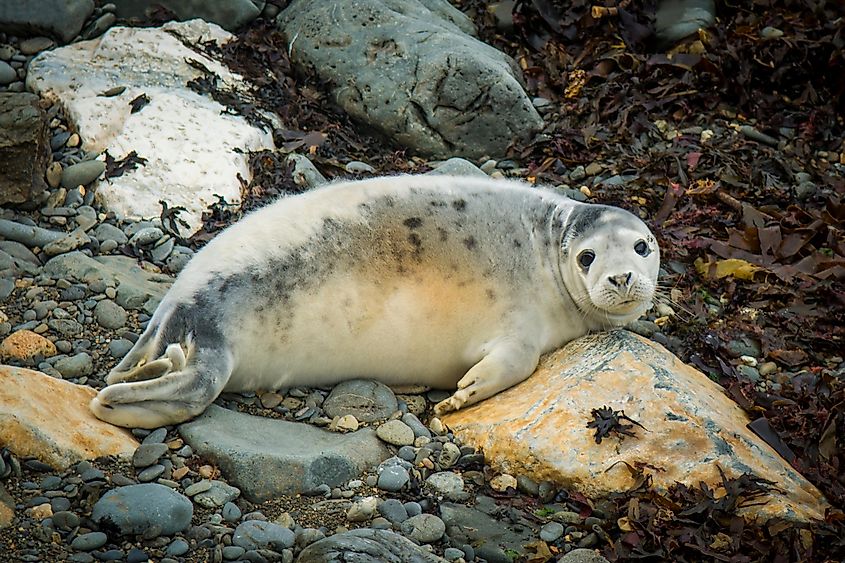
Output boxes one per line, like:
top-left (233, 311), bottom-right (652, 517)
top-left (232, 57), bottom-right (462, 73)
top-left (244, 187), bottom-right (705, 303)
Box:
top-left (91, 175), bottom-right (660, 428)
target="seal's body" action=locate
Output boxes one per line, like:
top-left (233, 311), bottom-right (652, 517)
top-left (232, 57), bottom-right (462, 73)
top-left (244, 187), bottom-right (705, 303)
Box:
top-left (91, 175), bottom-right (660, 428)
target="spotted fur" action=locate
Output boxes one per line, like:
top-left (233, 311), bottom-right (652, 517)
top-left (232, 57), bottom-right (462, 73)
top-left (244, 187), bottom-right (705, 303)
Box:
top-left (91, 175), bottom-right (660, 428)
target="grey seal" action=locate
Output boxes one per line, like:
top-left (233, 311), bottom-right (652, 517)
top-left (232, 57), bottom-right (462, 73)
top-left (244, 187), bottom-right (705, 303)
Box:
top-left (91, 175), bottom-right (660, 428)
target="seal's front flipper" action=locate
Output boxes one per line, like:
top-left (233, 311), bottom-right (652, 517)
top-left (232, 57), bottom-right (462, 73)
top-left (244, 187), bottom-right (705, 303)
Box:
top-left (91, 346), bottom-right (233, 428)
top-left (434, 340), bottom-right (539, 416)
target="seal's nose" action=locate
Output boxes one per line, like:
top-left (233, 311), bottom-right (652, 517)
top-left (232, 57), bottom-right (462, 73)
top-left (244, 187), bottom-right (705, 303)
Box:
top-left (608, 272), bottom-right (632, 288)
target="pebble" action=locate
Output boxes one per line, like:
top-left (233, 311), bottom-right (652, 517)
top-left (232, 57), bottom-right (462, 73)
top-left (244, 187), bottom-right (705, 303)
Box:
top-left (61, 160), bottom-right (106, 189)
top-left (129, 227), bottom-right (164, 247)
top-left (377, 498), bottom-right (408, 524)
top-left (437, 442), bottom-right (461, 468)
top-left (400, 513), bottom-right (446, 543)
top-left (584, 162), bottom-right (602, 176)
top-left (222, 501), bottom-right (242, 522)
top-left (165, 539), bottom-right (190, 557)
top-left (94, 299), bottom-right (128, 329)
top-left (425, 472), bottom-right (465, 500)
top-left (108, 338), bottom-right (133, 358)
top-left (232, 520), bottom-right (295, 550)
top-left (345, 160), bottom-right (375, 173)
top-left (759, 361), bottom-right (778, 377)
top-left (71, 531), bottom-right (108, 551)
top-left (0, 60), bottom-right (17, 84)
top-left (569, 165), bottom-right (586, 181)
top-left (490, 473), bottom-right (517, 492)
top-left (137, 464), bottom-right (165, 482)
top-left (444, 547), bottom-right (466, 561)
top-left (400, 412), bottom-right (431, 438)
top-left (53, 510), bottom-right (80, 530)
top-left (377, 464), bottom-right (410, 492)
top-left (540, 521), bottom-right (565, 542)
top-left (193, 480), bottom-right (240, 508)
top-left (92, 484), bottom-right (193, 535)
top-left (347, 496), bottom-right (379, 522)
top-left (376, 419), bottom-right (415, 446)
top-left (133, 443), bottom-right (168, 468)
top-left (94, 223), bottom-right (128, 244)
top-left (54, 352), bottom-right (93, 378)
top-left (19, 37), bottom-right (55, 55)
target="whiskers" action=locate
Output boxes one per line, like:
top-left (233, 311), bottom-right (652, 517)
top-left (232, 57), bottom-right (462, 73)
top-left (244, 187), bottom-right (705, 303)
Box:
top-left (653, 279), bottom-right (692, 319)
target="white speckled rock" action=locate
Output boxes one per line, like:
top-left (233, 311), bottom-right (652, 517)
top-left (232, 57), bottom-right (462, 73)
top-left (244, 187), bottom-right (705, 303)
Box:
top-left (442, 330), bottom-right (827, 522)
top-left (26, 19), bottom-right (275, 234)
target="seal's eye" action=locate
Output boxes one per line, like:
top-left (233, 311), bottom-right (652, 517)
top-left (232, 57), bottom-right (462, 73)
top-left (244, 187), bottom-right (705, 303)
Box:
top-left (578, 250), bottom-right (595, 269)
top-left (634, 240), bottom-right (650, 257)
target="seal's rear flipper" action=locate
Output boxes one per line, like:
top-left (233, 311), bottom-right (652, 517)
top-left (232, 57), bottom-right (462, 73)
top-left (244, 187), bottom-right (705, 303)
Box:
top-left (91, 345), bottom-right (233, 428)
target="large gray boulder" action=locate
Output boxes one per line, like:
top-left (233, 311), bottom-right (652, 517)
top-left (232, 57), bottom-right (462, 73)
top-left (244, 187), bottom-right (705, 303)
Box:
top-left (296, 529), bottom-right (448, 563)
top-left (0, 93), bottom-right (49, 205)
top-left (110, 0), bottom-right (264, 31)
top-left (0, 0), bottom-right (94, 43)
top-left (179, 405), bottom-right (392, 502)
top-left (278, 0), bottom-right (543, 159)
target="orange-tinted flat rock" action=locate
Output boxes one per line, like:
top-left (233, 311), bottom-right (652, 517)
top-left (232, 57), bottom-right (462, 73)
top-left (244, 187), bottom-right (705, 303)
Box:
top-left (0, 330), bottom-right (57, 361)
top-left (442, 330), bottom-right (827, 522)
top-left (0, 365), bottom-right (138, 469)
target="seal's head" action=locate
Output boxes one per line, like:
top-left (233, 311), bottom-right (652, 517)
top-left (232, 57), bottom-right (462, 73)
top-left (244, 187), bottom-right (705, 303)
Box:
top-left (560, 204), bottom-right (660, 326)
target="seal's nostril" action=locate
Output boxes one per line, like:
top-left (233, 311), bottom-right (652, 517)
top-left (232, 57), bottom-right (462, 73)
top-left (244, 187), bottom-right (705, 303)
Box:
top-left (609, 273), bottom-right (633, 287)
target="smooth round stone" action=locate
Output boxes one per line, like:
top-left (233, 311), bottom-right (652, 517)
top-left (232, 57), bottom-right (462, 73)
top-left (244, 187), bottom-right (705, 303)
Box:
top-left (137, 464), bottom-right (165, 482)
top-left (165, 538), bottom-right (190, 557)
top-left (377, 498), bottom-right (408, 524)
top-left (0, 61), bottom-right (16, 84)
top-left (400, 412), bottom-right (431, 438)
top-left (54, 352), bottom-right (93, 378)
top-left (98, 549), bottom-right (124, 561)
top-left (51, 130), bottom-right (71, 150)
top-left (133, 443), bottom-right (168, 468)
top-left (40, 475), bottom-right (62, 490)
top-left (51, 497), bottom-right (71, 512)
top-left (222, 545), bottom-right (245, 560)
top-left (94, 223), bottom-right (128, 245)
top-left (75, 206), bottom-right (97, 230)
top-left (403, 501), bottom-right (422, 517)
top-left (109, 338), bottom-right (133, 359)
top-left (376, 420), bottom-right (415, 446)
top-left (193, 481), bottom-right (240, 508)
top-left (424, 472), bottom-right (465, 500)
top-left (323, 380), bottom-right (398, 422)
top-left (129, 227), bottom-right (164, 247)
top-left (376, 465), bottom-right (409, 492)
top-left (125, 548), bottom-right (149, 563)
top-left (232, 520), bottom-right (295, 551)
top-left (400, 514), bottom-right (445, 543)
top-left (142, 427), bottom-right (167, 444)
top-left (46, 162), bottom-right (64, 188)
top-left (61, 160), bottom-right (106, 189)
top-left (444, 547), bottom-right (465, 561)
top-left (52, 510), bottom-right (80, 530)
top-left (344, 160), bottom-right (375, 173)
top-left (71, 531), bottom-right (108, 551)
top-left (347, 496), bottom-right (378, 522)
top-left (540, 521), bottom-right (565, 542)
top-left (437, 442), bottom-right (461, 468)
top-left (222, 502), bottom-right (242, 523)
top-left (92, 484), bottom-right (193, 535)
top-left (397, 445), bottom-right (416, 462)
top-left (94, 299), bottom-right (128, 329)
top-left (19, 37), bottom-right (55, 55)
